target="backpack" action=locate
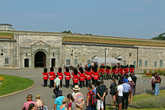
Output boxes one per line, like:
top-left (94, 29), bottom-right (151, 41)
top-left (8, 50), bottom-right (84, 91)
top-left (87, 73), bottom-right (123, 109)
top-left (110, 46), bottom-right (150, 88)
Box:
top-left (89, 90), bottom-right (97, 105)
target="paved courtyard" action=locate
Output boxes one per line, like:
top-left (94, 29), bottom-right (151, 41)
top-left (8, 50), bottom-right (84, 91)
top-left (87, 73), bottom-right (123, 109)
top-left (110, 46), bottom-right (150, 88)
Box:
top-left (0, 68), bottom-right (165, 110)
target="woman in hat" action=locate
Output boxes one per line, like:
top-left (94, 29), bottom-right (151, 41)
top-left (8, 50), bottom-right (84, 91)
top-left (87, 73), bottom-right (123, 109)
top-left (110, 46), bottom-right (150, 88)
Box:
top-left (72, 85), bottom-right (84, 110)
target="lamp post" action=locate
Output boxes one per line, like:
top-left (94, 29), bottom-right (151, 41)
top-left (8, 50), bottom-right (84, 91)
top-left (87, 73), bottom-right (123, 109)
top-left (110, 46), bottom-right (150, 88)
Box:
top-left (105, 48), bottom-right (107, 65)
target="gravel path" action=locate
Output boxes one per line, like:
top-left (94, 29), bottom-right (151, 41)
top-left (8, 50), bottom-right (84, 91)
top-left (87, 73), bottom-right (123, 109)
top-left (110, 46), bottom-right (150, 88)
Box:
top-left (0, 69), bottom-right (165, 110)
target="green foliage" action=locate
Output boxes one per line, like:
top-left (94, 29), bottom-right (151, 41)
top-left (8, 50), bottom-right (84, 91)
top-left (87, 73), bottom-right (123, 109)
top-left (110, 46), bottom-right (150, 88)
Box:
top-left (0, 74), bottom-right (33, 96)
top-left (152, 33), bottom-right (165, 40)
top-left (62, 30), bottom-right (72, 34)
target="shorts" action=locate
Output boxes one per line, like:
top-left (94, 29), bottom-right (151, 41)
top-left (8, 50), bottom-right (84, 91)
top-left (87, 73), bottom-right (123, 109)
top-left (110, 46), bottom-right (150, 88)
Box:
top-left (117, 96), bottom-right (123, 104)
top-left (97, 99), bottom-right (104, 110)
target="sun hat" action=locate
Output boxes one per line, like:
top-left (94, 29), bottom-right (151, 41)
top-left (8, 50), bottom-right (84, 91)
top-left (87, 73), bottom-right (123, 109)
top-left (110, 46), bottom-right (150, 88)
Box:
top-left (128, 77), bottom-right (132, 82)
top-left (73, 85), bottom-right (80, 91)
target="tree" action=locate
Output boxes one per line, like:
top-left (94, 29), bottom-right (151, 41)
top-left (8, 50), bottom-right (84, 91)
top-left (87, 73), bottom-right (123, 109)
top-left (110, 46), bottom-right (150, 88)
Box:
top-left (62, 30), bottom-right (72, 34)
top-left (152, 33), bottom-right (165, 40)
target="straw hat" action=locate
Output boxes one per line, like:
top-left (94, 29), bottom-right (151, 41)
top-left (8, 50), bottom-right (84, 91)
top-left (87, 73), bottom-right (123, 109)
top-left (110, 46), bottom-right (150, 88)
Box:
top-left (128, 77), bottom-right (132, 82)
top-left (73, 85), bottom-right (80, 91)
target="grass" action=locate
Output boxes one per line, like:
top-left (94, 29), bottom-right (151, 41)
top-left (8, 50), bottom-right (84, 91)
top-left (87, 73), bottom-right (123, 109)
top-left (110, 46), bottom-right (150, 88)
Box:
top-left (0, 74), bottom-right (33, 96)
top-left (106, 90), bottom-right (165, 110)
top-left (63, 35), bottom-right (165, 47)
top-left (0, 32), bottom-right (13, 39)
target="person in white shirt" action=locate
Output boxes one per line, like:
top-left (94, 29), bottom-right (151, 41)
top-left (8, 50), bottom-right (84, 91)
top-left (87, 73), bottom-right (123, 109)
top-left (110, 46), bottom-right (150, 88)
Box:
top-left (117, 80), bottom-right (124, 110)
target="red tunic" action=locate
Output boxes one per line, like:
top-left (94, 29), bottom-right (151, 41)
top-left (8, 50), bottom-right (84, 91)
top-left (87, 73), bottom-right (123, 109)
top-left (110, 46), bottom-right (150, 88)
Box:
top-left (79, 73), bottom-right (86, 81)
top-left (85, 71), bottom-right (92, 80)
top-left (73, 74), bottom-right (79, 83)
top-left (93, 72), bottom-right (99, 80)
top-left (64, 72), bottom-right (71, 80)
top-left (106, 69), bottom-right (110, 75)
top-left (42, 72), bottom-right (48, 80)
top-left (57, 72), bottom-right (63, 80)
top-left (49, 72), bottom-right (55, 80)
top-left (99, 68), bottom-right (105, 75)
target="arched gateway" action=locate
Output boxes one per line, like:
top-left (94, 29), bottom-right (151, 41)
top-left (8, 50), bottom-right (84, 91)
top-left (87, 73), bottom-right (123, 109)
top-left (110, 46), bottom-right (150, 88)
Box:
top-left (34, 51), bottom-right (46, 67)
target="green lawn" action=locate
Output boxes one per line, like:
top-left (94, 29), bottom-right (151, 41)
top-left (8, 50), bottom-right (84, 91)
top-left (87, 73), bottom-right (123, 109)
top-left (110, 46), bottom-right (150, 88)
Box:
top-left (0, 74), bottom-right (33, 96)
top-left (106, 90), bottom-right (165, 110)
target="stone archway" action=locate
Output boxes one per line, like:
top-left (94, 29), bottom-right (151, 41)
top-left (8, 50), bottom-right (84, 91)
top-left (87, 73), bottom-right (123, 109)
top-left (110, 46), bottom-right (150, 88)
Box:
top-left (34, 51), bottom-right (46, 67)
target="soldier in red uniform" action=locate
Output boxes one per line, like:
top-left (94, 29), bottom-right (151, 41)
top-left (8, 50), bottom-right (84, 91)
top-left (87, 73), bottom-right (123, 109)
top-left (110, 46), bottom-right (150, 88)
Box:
top-left (42, 68), bottom-right (48, 87)
top-left (85, 66), bottom-right (92, 87)
top-left (64, 67), bottom-right (71, 88)
top-left (57, 67), bottom-right (63, 88)
top-left (49, 67), bottom-right (56, 88)
top-left (72, 68), bottom-right (79, 87)
top-left (98, 64), bottom-right (105, 80)
top-left (92, 67), bottom-right (99, 86)
top-left (106, 66), bottom-right (111, 80)
top-left (79, 67), bottom-right (86, 88)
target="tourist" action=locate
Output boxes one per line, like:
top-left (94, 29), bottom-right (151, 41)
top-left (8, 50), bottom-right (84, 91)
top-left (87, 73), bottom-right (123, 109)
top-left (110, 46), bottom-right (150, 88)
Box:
top-left (130, 73), bottom-right (137, 95)
top-left (54, 75), bottom-right (60, 92)
top-left (86, 84), bottom-right (97, 110)
top-left (57, 67), bottom-right (63, 88)
top-left (42, 68), bottom-right (48, 87)
top-left (60, 98), bottom-right (68, 110)
top-left (49, 67), bottom-right (56, 88)
top-left (117, 80), bottom-right (123, 110)
top-left (28, 103), bottom-right (36, 110)
top-left (64, 67), bottom-right (71, 88)
top-left (72, 85), bottom-right (84, 110)
top-left (35, 95), bottom-right (44, 110)
top-left (122, 78), bottom-right (131, 110)
top-left (22, 94), bottom-right (36, 110)
top-left (54, 91), bottom-right (65, 110)
top-left (109, 79), bottom-right (117, 107)
top-left (154, 74), bottom-right (161, 96)
top-left (96, 80), bottom-right (107, 110)
top-left (67, 93), bottom-right (75, 110)
top-left (128, 77), bottom-right (135, 104)
top-left (151, 73), bottom-right (155, 93)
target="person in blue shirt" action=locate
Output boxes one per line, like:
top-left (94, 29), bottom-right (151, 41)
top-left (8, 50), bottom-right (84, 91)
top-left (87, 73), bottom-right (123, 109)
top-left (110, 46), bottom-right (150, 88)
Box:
top-left (54, 91), bottom-right (65, 110)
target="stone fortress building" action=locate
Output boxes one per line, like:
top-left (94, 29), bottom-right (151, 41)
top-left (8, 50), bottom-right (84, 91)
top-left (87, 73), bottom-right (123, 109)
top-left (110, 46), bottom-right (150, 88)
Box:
top-left (0, 24), bottom-right (165, 70)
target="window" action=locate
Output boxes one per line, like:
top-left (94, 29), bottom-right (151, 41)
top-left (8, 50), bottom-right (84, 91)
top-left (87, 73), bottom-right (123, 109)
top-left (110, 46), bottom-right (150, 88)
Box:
top-left (87, 59), bottom-right (91, 64)
top-left (154, 61), bottom-right (157, 68)
top-left (66, 59), bottom-right (70, 66)
top-left (74, 59), bottom-right (78, 65)
top-left (5, 57), bottom-right (9, 64)
top-left (139, 59), bottom-right (142, 67)
top-left (133, 61), bottom-right (136, 67)
top-left (144, 60), bottom-right (148, 67)
top-left (160, 60), bottom-right (163, 67)
top-left (24, 59), bottom-right (29, 67)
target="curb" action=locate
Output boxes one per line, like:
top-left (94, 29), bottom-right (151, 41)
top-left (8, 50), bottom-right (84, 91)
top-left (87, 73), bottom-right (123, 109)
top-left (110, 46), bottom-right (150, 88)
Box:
top-left (0, 83), bottom-right (34, 98)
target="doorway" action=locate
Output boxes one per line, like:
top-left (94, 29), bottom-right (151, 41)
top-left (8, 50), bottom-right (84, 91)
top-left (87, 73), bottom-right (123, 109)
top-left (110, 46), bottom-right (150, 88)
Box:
top-left (34, 51), bottom-right (46, 67)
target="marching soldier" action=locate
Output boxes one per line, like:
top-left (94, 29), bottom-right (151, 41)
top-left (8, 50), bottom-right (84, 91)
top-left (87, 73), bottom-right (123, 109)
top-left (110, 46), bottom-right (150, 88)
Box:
top-left (79, 67), bottom-right (86, 88)
top-left (72, 68), bottom-right (79, 87)
top-left (85, 66), bottom-right (92, 87)
top-left (64, 67), bottom-right (71, 88)
top-left (49, 67), bottom-right (56, 88)
top-left (42, 68), bottom-right (48, 87)
top-left (106, 66), bottom-right (111, 80)
top-left (57, 67), bottom-right (63, 88)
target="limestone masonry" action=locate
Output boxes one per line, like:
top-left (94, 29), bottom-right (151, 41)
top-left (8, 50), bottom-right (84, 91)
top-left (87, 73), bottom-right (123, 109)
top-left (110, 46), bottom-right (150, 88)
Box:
top-left (0, 24), bottom-right (164, 70)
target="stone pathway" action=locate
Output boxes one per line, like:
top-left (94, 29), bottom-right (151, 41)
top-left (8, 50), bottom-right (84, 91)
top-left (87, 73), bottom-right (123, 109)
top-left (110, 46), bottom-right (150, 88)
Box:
top-left (0, 69), bottom-right (165, 110)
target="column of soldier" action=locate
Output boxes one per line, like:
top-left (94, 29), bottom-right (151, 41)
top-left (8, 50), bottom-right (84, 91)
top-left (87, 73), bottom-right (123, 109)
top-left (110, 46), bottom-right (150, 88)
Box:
top-left (42, 63), bottom-right (135, 88)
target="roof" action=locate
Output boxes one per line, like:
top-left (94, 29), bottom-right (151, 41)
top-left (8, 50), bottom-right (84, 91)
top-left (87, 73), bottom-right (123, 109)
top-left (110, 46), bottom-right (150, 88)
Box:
top-left (0, 32), bottom-right (13, 39)
top-left (63, 34), bottom-right (165, 47)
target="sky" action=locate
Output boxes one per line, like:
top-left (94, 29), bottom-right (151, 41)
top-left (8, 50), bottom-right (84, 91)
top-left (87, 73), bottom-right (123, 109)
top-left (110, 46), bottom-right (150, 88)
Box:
top-left (0, 0), bottom-right (164, 39)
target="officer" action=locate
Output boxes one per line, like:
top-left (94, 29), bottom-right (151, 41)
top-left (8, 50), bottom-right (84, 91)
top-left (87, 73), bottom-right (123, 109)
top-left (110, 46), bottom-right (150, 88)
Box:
top-left (42, 68), bottom-right (48, 87)
top-left (72, 68), bottom-right (79, 87)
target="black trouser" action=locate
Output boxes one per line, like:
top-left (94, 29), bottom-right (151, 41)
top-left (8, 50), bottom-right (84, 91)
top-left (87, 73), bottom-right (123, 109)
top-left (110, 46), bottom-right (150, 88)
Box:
top-left (43, 80), bottom-right (47, 87)
top-left (86, 80), bottom-right (90, 87)
top-left (65, 80), bottom-right (70, 88)
top-left (60, 80), bottom-right (62, 88)
top-left (73, 82), bottom-right (78, 87)
top-left (80, 81), bottom-right (84, 88)
top-left (53, 86), bottom-right (59, 98)
top-left (122, 92), bottom-right (129, 109)
top-left (49, 80), bottom-right (54, 88)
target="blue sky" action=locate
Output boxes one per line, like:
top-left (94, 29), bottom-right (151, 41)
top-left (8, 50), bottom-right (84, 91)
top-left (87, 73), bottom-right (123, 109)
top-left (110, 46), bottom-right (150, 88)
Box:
top-left (0, 0), bottom-right (164, 39)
